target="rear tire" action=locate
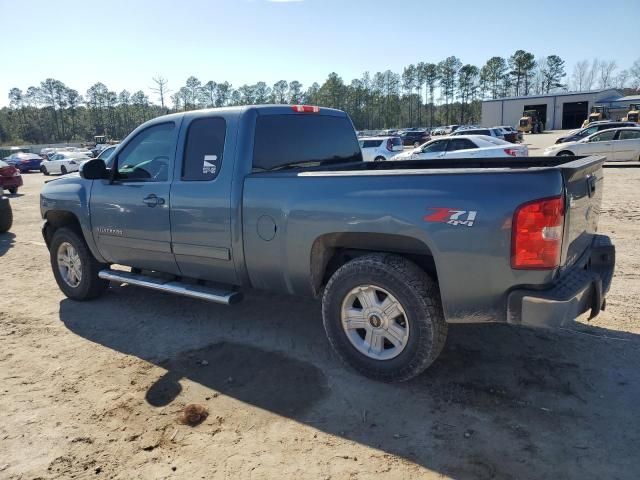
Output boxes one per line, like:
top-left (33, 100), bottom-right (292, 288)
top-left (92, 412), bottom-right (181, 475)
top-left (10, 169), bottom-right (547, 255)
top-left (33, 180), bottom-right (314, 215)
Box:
top-left (558, 151), bottom-right (574, 156)
top-left (374, 156), bottom-right (386, 162)
top-left (322, 253), bottom-right (447, 382)
top-left (49, 227), bottom-right (108, 300)
top-left (8, 188), bottom-right (17, 195)
top-left (61, 166), bottom-right (67, 175)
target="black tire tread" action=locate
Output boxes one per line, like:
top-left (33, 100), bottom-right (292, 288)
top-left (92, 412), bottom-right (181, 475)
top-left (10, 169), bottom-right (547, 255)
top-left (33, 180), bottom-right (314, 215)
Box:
top-left (49, 227), bottom-right (108, 300)
top-left (322, 253), bottom-right (447, 382)
top-left (0, 202), bottom-right (12, 233)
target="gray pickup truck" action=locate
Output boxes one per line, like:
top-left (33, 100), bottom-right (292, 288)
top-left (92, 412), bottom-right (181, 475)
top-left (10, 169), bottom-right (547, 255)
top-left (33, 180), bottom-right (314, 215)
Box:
top-left (40, 105), bottom-right (615, 381)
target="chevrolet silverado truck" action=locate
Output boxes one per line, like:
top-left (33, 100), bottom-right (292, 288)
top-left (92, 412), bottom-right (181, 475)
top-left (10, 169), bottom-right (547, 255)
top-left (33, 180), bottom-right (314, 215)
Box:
top-left (40, 105), bottom-right (615, 382)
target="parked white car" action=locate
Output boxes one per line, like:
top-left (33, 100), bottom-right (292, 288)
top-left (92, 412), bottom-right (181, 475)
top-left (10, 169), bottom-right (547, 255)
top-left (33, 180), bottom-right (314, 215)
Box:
top-left (40, 152), bottom-right (91, 175)
top-left (543, 127), bottom-right (640, 161)
top-left (66, 147), bottom-right (94, 158)
top-left (358, 136), bottom-right (404, 162)
top-left (450, 127), bottom-right (505, 140)
top-left (392, 135), bottom-right (528, 161)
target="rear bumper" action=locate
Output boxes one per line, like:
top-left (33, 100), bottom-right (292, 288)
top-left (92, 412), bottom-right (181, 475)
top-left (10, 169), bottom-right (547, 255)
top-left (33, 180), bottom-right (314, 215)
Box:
top-left (0, 176), bottom-right (23, 189)
top-left (15, 161), bottom-right (41, 171)
top-left (507, 235), bottom-right (615, 329)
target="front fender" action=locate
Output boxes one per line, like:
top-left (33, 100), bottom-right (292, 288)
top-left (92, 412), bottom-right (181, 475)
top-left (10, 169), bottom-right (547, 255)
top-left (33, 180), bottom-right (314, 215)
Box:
top-left (40, 176), bottom-right (106, 263)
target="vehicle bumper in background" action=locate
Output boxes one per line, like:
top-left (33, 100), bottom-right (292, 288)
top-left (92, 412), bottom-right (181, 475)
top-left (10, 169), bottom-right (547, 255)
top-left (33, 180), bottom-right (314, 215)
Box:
top-left (507, 235), bottom-right (615, 329)
top-left (0, 176), bottom-right (23, 189)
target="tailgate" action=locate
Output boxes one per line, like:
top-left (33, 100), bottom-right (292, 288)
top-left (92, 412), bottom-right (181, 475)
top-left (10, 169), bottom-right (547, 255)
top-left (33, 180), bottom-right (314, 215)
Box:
top-left (560, 155), bottom-right (605, 269)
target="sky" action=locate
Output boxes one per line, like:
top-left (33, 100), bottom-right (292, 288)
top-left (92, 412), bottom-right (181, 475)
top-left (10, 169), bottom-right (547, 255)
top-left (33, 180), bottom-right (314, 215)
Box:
top-left (0, 0), bottom-right (638, 107)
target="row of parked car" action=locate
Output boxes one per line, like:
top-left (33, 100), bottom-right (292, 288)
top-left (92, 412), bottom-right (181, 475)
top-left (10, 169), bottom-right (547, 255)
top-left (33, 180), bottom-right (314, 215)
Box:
top-left (543, 122), bottom-right (640, 161)
top-left (358, 125), bottom-right (527, 162)
top-left (0, 145), bottom-right (119, 195)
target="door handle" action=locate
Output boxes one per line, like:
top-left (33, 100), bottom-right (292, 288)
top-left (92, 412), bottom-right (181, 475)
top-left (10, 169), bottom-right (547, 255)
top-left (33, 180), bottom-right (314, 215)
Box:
top-left (142, 194), bottom-right (165, 207)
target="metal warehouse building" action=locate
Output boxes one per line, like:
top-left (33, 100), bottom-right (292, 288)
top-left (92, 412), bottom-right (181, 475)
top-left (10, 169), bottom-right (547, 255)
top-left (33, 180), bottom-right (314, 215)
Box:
top-left (481, 88), bottom-right (623, 130)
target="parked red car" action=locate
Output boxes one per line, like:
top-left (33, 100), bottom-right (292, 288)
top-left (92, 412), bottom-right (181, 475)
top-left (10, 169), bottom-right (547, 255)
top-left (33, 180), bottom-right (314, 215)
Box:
top-left (0, 159), bottom-right (23, 194)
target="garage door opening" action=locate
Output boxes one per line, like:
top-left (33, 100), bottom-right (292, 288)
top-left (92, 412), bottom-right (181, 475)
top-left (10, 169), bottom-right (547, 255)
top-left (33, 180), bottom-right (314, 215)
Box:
top-left (524, 104), bottom-right (548, 130)
top-left (562, 101), bottom-right (588, 129)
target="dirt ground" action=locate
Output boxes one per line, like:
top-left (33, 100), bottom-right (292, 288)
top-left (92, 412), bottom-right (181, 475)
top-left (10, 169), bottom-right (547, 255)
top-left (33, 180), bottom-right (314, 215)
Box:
top-left (1, 144), bottom-right (640, 479)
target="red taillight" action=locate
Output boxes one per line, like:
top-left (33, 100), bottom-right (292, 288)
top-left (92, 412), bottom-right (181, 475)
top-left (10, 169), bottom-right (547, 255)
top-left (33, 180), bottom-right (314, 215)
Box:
top-left (503, 148), bottom-right (518, 156)
top-left (291, 105), bottom-right (320, 113)
top-left (511, 196), bottom-right (564, 270)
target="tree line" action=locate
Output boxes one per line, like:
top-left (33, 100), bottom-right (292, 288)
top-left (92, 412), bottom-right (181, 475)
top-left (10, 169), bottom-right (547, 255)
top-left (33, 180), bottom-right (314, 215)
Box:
top-left (2, 52), bottom-right (638, 145)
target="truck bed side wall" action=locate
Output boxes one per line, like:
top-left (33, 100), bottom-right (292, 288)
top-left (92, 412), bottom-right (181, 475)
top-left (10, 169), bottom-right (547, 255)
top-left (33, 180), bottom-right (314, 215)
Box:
top-left (242, 169), bottom-right (563, 324)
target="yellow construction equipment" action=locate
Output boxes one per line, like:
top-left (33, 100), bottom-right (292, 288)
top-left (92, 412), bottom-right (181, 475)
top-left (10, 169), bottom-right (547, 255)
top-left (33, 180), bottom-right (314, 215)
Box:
top-left (582, 106), bottom-right (609, 128)
top-left (622, 104), bottom-right (640, 123)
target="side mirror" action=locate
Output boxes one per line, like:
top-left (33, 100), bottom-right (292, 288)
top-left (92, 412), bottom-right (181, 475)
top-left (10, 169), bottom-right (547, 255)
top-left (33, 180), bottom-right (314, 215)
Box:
top-left (80, 158), bottom-right (108, 180)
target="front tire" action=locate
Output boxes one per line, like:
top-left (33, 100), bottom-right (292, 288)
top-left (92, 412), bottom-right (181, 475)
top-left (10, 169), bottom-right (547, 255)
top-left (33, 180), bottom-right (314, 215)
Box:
top-left (322, 253), bottom-right (447, 382)
top-left (49, 227), bottom-right (108, 300)
top-left (41, 166), bottom-right (49, 176)
top-left (374, 156), bottom-right (385, 162)
top-left (8, 188), bottom-right (17, 195)
top-left (61, 165), bottom-right (67, 175)
top-left (557, 151), bottom-right (574, 156)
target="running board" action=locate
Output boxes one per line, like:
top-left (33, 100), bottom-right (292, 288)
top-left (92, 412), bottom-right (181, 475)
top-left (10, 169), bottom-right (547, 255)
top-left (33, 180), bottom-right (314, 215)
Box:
top-left (98, 269), bottom-right (242, 305)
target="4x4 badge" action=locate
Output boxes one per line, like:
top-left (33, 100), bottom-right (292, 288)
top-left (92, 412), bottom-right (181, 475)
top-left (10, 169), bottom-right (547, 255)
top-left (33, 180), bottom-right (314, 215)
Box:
top-left (424, 208), bottom-right (477, 227)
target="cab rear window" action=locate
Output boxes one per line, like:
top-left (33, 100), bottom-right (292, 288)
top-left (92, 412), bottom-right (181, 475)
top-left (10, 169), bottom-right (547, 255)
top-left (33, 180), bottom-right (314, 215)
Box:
top-left (253, 114), bottom-right (362, 171)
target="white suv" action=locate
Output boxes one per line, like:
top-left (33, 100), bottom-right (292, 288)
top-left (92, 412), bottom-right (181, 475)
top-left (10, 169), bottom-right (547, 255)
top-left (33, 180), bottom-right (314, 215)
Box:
top-left (358, 136), bottom-right (404, 162)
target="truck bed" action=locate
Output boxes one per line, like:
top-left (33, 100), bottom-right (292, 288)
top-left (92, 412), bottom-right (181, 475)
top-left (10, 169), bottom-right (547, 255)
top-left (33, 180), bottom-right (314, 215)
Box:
top-left (262, 156), bottom-right (602, 174)
top-left (243, 155), bottom-right (605, 325)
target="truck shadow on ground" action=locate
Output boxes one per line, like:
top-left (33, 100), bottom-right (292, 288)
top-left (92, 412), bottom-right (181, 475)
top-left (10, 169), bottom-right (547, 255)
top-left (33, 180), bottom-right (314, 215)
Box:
top-left (0, 232), bottom-right (16, 256)
top-left (59, 285), bottom-right (640, 480)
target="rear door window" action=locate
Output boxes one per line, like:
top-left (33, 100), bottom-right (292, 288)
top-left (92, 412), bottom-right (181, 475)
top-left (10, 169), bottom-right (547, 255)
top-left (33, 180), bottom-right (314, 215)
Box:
top-left (253, 114), bottom-right (362, 171)
top-left (182, 117), bottom-right (226, 181)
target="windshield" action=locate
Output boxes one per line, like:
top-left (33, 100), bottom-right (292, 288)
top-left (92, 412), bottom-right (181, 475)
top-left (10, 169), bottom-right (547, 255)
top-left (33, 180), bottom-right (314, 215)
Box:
top-left (98, 147), bottom-right (116, 161)
top-left (519, 119), bottom-right (528, 127)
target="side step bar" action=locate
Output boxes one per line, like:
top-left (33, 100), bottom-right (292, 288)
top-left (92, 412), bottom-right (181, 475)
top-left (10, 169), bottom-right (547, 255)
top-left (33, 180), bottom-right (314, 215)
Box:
top-left (98, 269), bottom-right (242, 305)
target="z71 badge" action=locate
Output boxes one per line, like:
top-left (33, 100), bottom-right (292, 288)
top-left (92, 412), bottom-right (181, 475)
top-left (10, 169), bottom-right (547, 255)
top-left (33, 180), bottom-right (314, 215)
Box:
top-left (424, 208), bottom-right (477, 227)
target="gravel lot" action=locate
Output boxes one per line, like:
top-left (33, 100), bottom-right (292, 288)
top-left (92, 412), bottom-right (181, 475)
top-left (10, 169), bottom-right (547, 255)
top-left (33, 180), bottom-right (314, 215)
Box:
top-left (1, 141), bottom-right (639, 479)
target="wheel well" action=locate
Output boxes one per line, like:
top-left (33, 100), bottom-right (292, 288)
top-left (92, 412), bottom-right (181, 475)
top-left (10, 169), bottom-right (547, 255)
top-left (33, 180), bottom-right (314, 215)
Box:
top-left (310, 233), bottom-right (437, 295)
top-left (43, 211), bottom-right (83, 247)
